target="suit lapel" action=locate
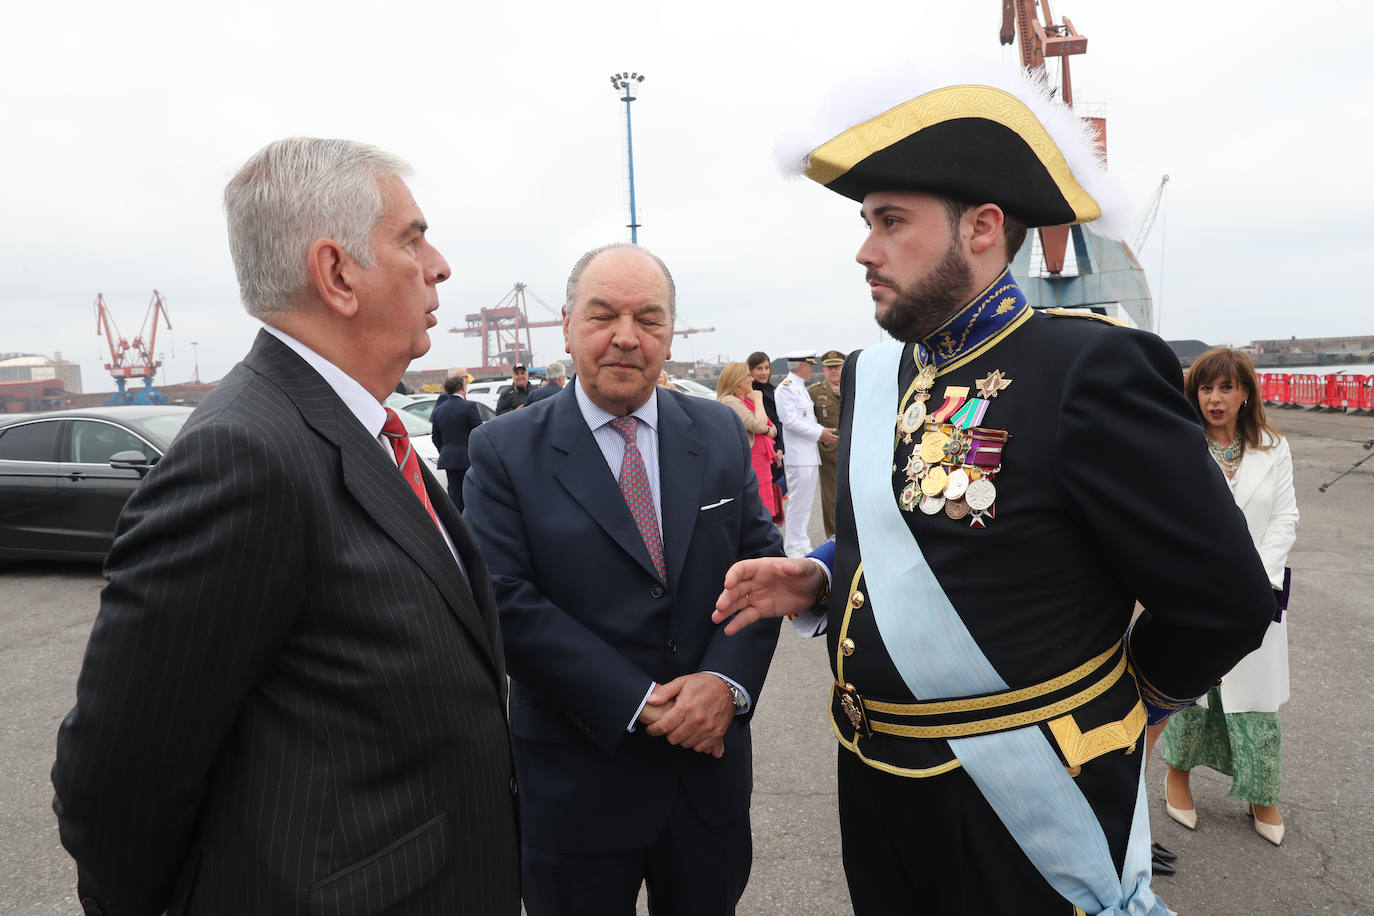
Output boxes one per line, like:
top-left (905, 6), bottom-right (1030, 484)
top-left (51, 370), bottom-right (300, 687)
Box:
top-left (656, 392), bottom-right (706, 585)
top-left (1231, 445), bottom-right (1274, 510)
top-left (244, 331), bottom-right (498, 675)
top-left (550, 389), bottom-right (664, 581)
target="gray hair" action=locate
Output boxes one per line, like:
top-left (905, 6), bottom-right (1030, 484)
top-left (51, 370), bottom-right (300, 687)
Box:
top-left (224, 137), bottom-right (412, 318)
top-left (545, 361), bottom-right (567, 381)
top-left (563, 242), bottom-right (676, 320)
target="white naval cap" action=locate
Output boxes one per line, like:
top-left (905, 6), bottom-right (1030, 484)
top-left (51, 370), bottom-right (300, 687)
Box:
top-left (782, 349), bottom-right (817, 363)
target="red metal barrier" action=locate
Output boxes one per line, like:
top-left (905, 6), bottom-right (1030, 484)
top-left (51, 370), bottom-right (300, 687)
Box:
top-left (1289, 374), bottom-right (1323, 406)
top-left (1324, 375), bottom-right (1367, 409)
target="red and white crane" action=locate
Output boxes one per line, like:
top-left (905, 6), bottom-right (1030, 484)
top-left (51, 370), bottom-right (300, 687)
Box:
top-left (94, 289), bottom-right (173, 404)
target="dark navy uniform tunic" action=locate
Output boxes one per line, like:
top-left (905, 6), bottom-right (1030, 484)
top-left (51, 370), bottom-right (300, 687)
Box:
top-left (819, 274), bottom-right (1275, 887)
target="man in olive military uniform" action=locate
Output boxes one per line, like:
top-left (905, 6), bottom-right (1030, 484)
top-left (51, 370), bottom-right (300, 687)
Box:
top-left (713, 66), bottom-right (1274, 916)
top-left (807, 350), bottom-right (844, 538)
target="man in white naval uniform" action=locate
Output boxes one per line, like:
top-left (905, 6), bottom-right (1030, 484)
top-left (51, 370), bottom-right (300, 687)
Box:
top-left (775, 351), bottom-right (837, 556)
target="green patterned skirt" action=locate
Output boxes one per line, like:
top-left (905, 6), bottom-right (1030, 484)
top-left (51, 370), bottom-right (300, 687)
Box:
top-left (1159, 687), bottom-right (1282, 806)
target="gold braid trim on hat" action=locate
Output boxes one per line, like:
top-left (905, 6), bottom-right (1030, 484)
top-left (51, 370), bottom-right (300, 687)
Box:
top-left (803, 85), bottom-right (1101, 224)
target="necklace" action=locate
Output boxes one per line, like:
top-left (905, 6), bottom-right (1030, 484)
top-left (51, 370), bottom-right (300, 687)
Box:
top-left (1207, 433), bottom-right (1243, 479)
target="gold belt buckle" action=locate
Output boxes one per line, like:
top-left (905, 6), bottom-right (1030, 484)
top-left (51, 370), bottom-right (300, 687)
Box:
top-left (835, 682), bottom-right (873, 739)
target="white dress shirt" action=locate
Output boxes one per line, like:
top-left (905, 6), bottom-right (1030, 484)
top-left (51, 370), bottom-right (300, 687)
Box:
top-left (262, 325), bottom-right (465, 578)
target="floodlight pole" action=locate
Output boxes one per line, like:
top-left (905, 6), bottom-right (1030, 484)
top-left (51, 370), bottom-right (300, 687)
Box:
top-left (610, 72), bottom-right (646, 243)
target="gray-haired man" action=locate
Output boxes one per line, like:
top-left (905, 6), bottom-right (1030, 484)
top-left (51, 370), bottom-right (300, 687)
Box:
top-left (525, 360), bottom-right (569, 405)
top-left (52, 137), bottom-right (519, 915)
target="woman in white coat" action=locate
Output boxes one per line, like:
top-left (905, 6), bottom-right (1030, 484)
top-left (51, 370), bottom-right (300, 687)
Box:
top-left (1161, 347), bottom-right (1299, 845)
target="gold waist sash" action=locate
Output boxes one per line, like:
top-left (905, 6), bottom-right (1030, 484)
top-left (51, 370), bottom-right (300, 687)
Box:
top-left (835, 639), bottom-right (1131, 741)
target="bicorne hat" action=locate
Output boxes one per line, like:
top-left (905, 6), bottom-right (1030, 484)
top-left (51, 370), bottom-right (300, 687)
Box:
top-left (779, 64), bottom-right (1126, 235)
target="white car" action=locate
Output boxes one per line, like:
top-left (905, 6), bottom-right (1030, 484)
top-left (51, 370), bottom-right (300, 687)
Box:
top-left (384, 394), bottom-right (442, 471)
top-left (399, 395), bottom-right (496, 425)
top-left (464, 380), bottom-right (511, 413)
top-left (667, 376), bottom-right (716, 399)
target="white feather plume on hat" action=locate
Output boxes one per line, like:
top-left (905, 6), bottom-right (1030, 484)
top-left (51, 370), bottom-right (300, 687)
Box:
top-left (775, 59), bottom-right (1130, 240)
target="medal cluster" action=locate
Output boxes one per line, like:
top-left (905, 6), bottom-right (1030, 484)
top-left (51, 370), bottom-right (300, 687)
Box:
top-left (895, 364), bottom-right (1011, 528)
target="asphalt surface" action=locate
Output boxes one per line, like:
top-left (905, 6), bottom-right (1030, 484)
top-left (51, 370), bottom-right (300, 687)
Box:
top-left (3, 409), bottom-right (1371, 914)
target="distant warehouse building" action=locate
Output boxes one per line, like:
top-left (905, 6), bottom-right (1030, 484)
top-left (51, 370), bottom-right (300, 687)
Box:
top-left (0, 352), bottom-right (83, 394)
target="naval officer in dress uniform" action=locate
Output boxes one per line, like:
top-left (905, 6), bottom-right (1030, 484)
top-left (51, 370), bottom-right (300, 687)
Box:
top-left (713, 65), bottom-right (1275, 915)
top-left (775, 351), bottom-right (837, 556)
top-left (808, 350), bottom-right (844, 539)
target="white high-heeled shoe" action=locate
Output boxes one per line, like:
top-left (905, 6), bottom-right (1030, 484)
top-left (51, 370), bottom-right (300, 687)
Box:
top-left (1246, 803), bottom-right (1285, 846)
top-left (1163, 773), bottom-right (1197, 830)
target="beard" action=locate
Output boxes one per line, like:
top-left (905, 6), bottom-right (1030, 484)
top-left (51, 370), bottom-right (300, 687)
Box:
top-left (870, 238), bottom-right (974, 343)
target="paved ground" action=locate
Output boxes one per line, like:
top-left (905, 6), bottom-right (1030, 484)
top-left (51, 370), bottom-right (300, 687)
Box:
top-left (3, 410), bottom-right (1372, 914)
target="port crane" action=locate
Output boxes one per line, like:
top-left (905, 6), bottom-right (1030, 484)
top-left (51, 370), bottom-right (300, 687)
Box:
top-left (452, 283), bottom-right (713, 372)
top-left (1000, 0), bottom-right (1159, 331)
top-left (94, 290), bottom-right (173, 405)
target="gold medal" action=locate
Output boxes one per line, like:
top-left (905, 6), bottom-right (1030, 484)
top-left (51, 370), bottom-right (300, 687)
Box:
top-left (919, 430), bottom-right (949, 465)
top-left (975, 369), bottom-right (1013, 399)
top-left (920, 465), bottom-right (948, 497)
top-left (915, 363), bottom-right (938, 391)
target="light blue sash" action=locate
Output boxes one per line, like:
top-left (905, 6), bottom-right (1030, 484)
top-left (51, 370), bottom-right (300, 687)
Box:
top-left (849, 341), bottom-right (1169, 916)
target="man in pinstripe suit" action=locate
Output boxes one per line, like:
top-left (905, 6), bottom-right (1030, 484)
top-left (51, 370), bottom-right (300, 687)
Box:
top-left (51, 138), bottom-right (519, 915)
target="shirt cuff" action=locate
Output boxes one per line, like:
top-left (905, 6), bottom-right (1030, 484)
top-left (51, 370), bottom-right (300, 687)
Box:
top-left (705, 671), bottom-right (751, 716)
top-left (627, 681), bottom-right (656, 732)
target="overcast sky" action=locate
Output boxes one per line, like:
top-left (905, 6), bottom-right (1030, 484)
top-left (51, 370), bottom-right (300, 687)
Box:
top-left (2, 1), bottom-right (1368, 390)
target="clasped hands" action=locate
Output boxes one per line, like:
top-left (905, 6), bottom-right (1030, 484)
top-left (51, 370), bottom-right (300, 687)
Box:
top-left (640, 673), bottom-right (732, 759)
top-left (639, 557), bottom-right (823, 758)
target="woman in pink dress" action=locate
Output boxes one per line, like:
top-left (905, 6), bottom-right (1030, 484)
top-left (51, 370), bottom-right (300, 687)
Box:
top-left (716, 362), bottom-right (783, 522)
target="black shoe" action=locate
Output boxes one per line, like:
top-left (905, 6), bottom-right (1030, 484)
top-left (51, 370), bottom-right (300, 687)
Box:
top-left (1151, 841), bottom-right (1177, 862)
top-left (1151, 855), bottom-right (1176, 877)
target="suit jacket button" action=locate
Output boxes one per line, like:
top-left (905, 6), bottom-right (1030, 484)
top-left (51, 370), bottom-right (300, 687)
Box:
top-left (650, 584), bottom-right (666, 598)
top-left (667, 637), bottom-right (678, 653)
top-left (509, 776), bottom-right (518, 795)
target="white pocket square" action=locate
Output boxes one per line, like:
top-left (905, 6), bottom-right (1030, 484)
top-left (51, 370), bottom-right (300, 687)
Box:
top-left (699, 497), bottom-right (734, 511)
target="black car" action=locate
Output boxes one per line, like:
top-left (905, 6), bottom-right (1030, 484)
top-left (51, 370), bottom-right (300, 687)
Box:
top-left (0, 406), bottom-right (193, 561)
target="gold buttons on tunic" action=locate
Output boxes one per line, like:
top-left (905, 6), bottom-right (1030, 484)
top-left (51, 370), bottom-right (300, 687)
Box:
top-left (850, 591), bottom-right (865, 609)
top-left (841, 638), bottom-right (855, 656)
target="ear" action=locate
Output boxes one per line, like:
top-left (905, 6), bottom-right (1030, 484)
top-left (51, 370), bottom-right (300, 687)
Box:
top-left (965, 204), bottom-right (1006, 258)
top-left (307, 238), bottom-right (360, 318)
top-left (562, 306), bottom-right (573, 354)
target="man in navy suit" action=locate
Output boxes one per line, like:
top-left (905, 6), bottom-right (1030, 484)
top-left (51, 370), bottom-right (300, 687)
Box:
top-left (464, 243), bottom-right (784, 915)
top-left (430, 367), bottom-right (482, 510)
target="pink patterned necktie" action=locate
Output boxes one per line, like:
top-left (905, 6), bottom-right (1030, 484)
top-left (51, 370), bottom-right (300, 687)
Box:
top-left (609, 415), bottom-right (666, 583)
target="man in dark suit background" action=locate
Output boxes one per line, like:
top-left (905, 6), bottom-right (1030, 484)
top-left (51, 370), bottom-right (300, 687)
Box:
top-left (430, 366), bottom-right (483, 510)
top-left (51, 138), bottom-right (520, 916)
top-left (463, 243), bottom-right (784, 915)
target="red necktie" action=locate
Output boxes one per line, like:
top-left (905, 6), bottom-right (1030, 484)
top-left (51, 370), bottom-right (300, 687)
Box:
top-left (381, 407), bottom-right (442, 532)
top-left (609, 415), bottom-right (666, 583)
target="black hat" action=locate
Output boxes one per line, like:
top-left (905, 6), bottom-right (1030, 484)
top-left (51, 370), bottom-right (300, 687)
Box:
top-left (512, 364), bottom-right (527, 371)
top-left (780, 66), bottom-right (1125, 234)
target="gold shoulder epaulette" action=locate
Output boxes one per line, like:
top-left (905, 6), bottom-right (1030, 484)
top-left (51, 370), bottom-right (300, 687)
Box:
top-left (1044, 307), bottom-right (1127, 327)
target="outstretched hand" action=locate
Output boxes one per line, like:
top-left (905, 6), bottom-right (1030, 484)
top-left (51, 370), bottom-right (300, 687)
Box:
top-left (712, 557), bottom-right (824, 635)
